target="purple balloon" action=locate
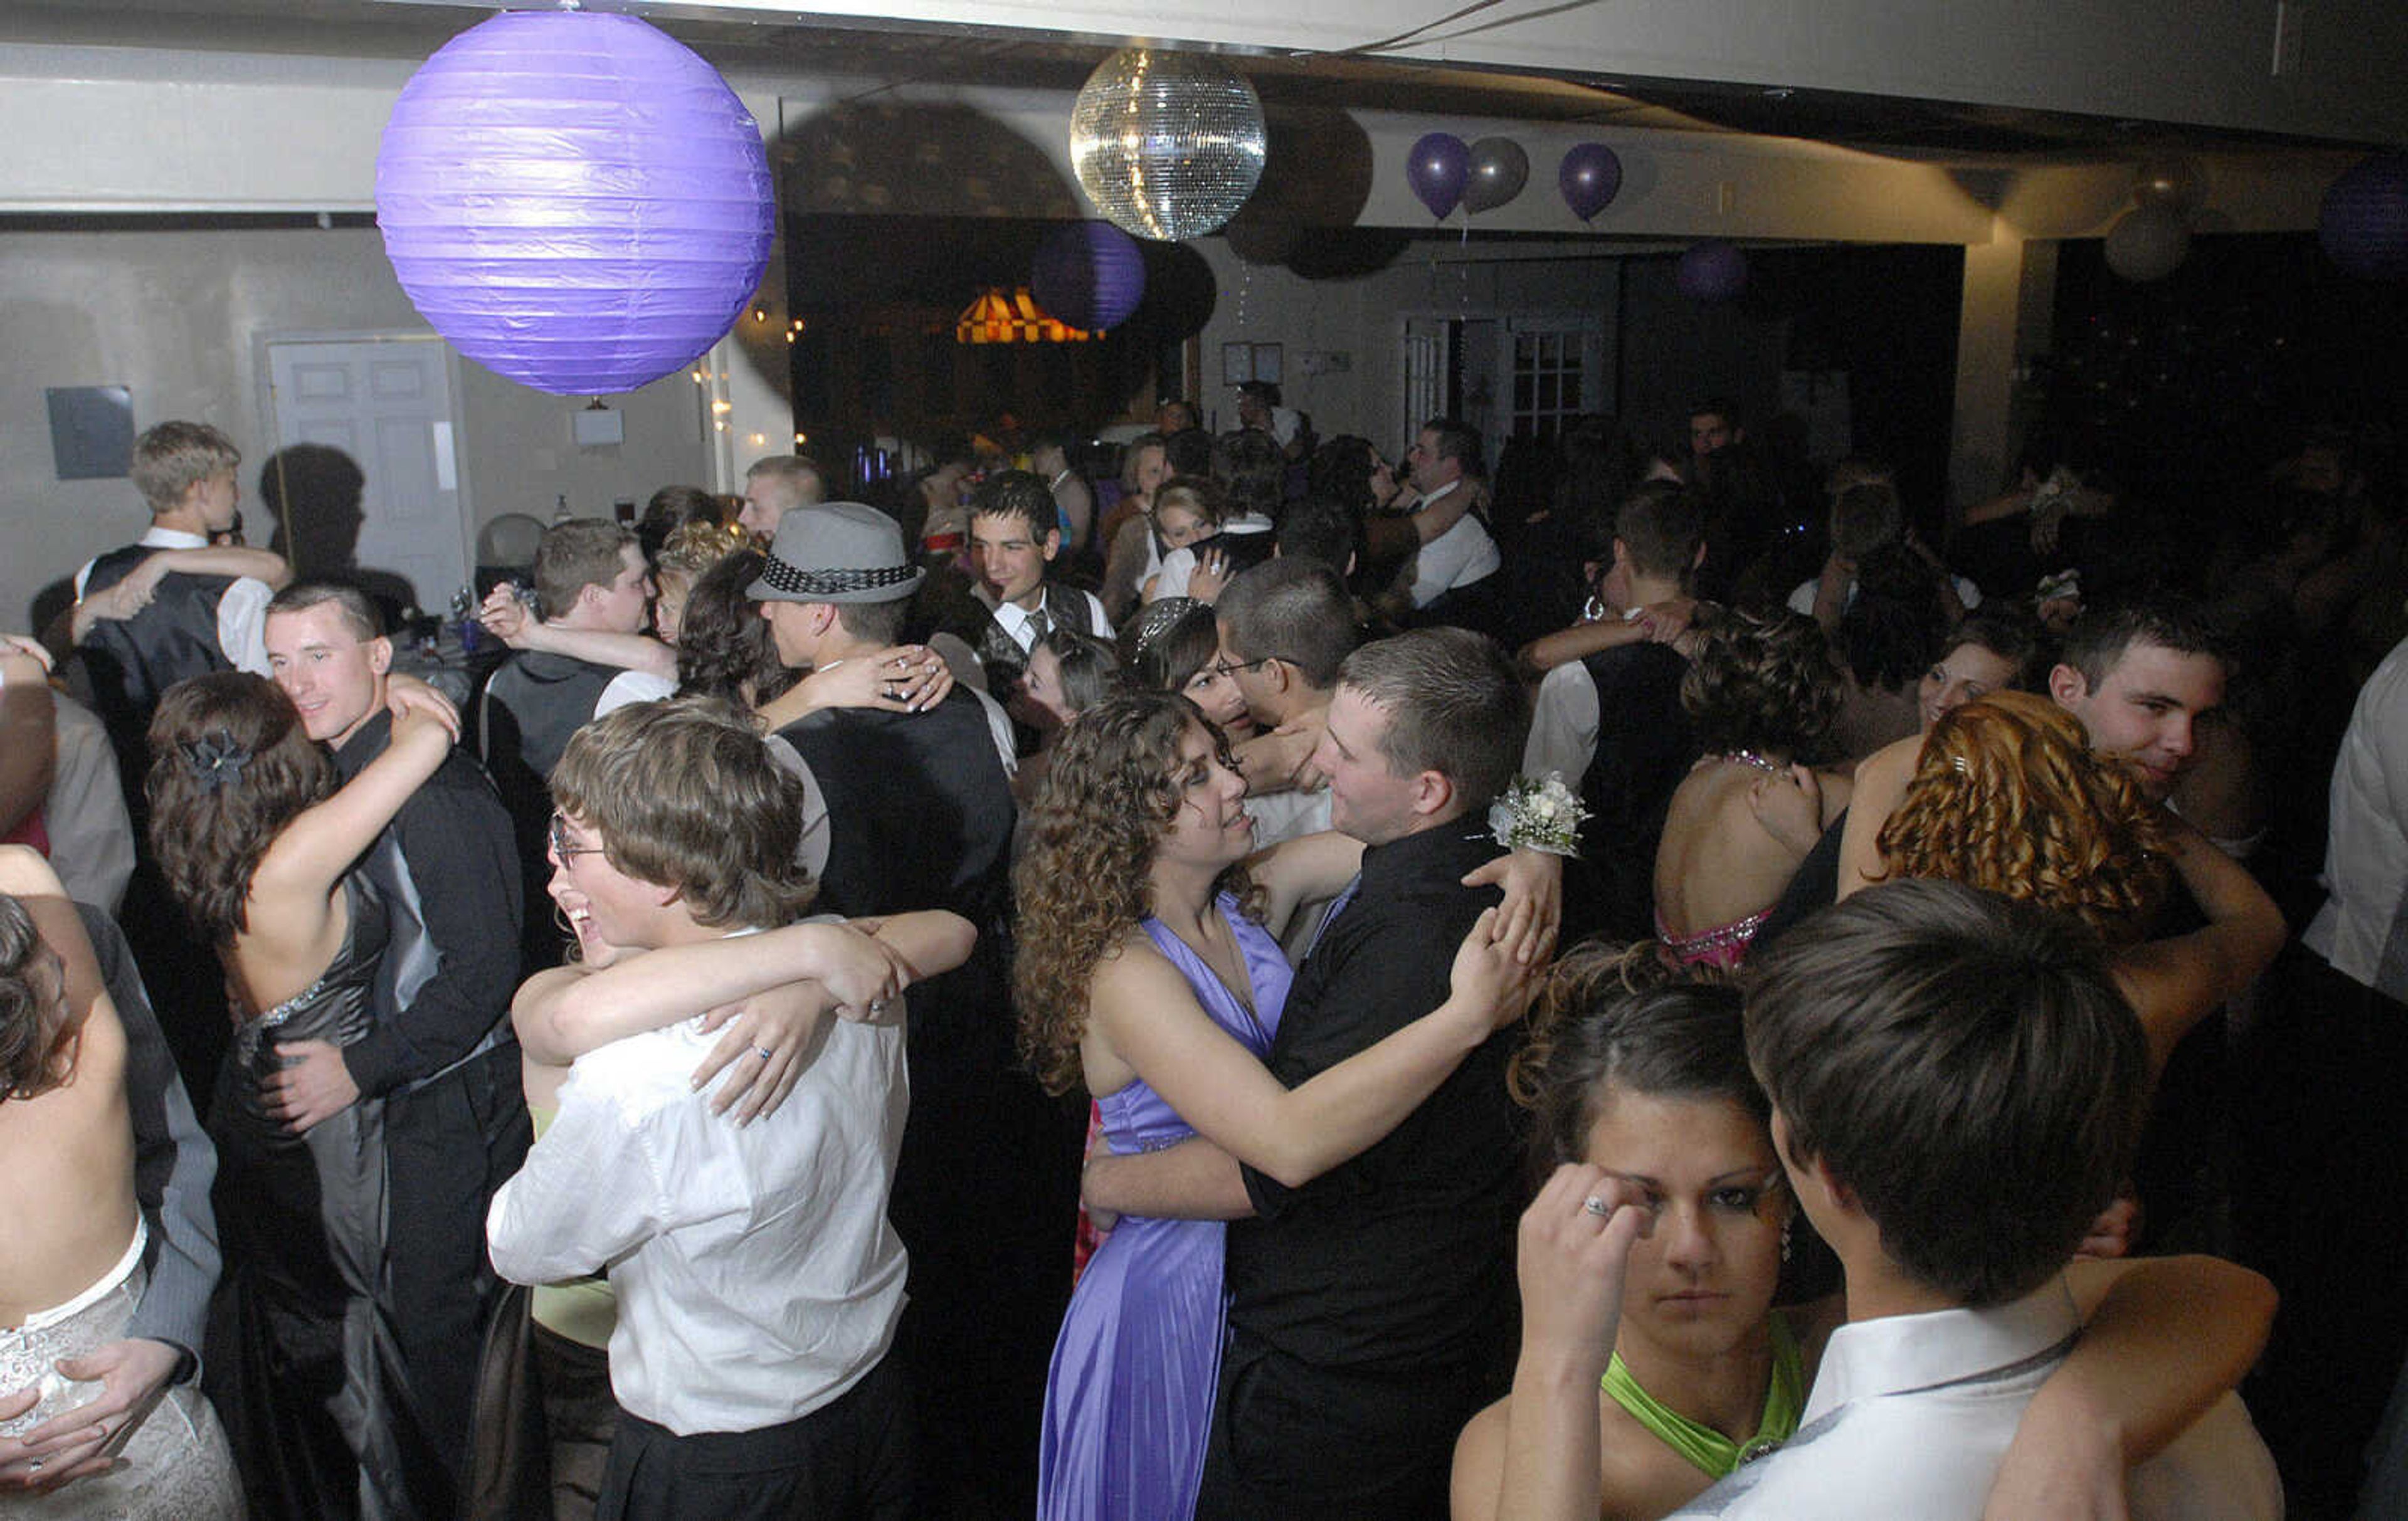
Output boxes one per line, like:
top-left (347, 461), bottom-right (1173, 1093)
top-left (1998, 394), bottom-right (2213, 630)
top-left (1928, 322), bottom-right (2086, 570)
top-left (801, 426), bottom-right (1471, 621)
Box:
top-left (1032, 221), bottom-right (1147, 332)
top-left (2320, 152), bottom-right (2408, 282)
top-left (1407, 132), bottom-right (1470, 221)
top-left (1559, 144), bottom-right (1623, 223)
top-left (1676, 240), bottom-right (1749, 303)
top-left (376, 11), bottom-right (774, 396)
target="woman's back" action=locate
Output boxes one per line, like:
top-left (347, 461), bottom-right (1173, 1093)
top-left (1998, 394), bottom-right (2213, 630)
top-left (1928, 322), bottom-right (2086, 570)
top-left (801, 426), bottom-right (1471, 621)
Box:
top-left (1656, 759), bottom-right (1849, 947)
top-left (0, 959), bottom-right (135, 1328)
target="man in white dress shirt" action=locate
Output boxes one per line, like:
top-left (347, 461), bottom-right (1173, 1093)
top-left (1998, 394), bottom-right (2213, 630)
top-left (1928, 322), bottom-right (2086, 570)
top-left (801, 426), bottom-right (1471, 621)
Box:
top-left (1669, 880), bottom-right (2279, 1519)
top-left (487, 701), bottom-right (916, 1520)
top-left (968, 470), bottom-right (1111, 704)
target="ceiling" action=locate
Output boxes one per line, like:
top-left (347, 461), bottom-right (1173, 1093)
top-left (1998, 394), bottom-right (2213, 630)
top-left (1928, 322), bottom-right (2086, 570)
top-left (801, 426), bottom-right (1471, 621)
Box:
top-left (0, 0), bottom-right (2341, 164)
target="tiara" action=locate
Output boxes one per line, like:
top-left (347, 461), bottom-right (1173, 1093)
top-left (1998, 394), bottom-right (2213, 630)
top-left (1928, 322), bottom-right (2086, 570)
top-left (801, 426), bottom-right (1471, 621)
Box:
top-left (1130, 597), bottom-right (1203, 658)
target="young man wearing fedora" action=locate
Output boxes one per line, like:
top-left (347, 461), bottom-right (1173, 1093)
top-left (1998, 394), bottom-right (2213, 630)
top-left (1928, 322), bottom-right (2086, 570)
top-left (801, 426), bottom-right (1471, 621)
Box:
top-left (753, 503), bottom-right (1084, 1517)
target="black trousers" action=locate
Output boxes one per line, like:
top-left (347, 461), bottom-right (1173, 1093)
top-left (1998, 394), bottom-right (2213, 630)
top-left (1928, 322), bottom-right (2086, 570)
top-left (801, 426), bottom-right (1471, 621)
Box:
top-left (1194, 1336), bottom-right (1499, 1521)
top-left (2235, 946), bottom-right (2408, 1517)
top-left (596, 1352), bottom-right (912, 1521)
top-left (387, 1042), bottom-right (532, 1497)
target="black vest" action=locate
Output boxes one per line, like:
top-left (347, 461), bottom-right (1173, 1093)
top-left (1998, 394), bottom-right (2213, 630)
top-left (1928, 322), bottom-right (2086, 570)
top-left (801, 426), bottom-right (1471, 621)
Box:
top-left (779, 690), bottom-right (1014, 1043)
top-left (1568, 641), bottom-right (1699, 944)
top-left (78, 544), bottom-right (241, 800)
top-left (480, 651), bottom-right (625, 973)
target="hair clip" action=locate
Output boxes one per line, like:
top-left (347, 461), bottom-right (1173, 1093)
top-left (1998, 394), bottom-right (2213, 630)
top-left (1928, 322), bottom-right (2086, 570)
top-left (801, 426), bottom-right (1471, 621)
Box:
top-left (181, 730), bottom-right (252, 794)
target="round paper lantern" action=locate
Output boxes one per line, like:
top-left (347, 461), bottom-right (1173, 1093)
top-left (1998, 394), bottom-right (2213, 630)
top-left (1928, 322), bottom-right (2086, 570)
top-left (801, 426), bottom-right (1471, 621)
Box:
top-left (1559, 144), bottom-right (1622, 222)
top-left (2131, 157), bottom-right (2206, 213)
top-left (2320, 152), bottom-right (2408, 281)
top-left (1676, 239), bottom-right (1748, 302)
top-left (1070, 49), bottom-right (1266, 241)
top-left (376, 11), bottom-right (773, 396)
top-left (2103, 205), bottom-right (2191, 282)
top-left (1407, 133), bottom-right (1470, 220)
top-left (1031, 220), bottom-right (1147, 332)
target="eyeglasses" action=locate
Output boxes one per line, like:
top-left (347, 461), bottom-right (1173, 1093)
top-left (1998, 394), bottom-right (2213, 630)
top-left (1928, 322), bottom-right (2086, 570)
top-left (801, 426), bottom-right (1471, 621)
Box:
top-left (548, 813), bottom-right (606, 862)
top-left (1210, 656), bottom-right (1282, 681)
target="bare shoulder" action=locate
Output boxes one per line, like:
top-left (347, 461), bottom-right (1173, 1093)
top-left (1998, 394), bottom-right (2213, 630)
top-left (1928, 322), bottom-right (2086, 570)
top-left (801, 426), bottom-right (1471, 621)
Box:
top-left (1088, 928), bottom-right (1180, 1014)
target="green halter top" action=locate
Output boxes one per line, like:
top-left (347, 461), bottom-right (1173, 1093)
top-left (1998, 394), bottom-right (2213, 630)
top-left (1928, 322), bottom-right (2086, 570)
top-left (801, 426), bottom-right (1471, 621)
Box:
top-left (1599, 1310), bottom-right (1805, 1479)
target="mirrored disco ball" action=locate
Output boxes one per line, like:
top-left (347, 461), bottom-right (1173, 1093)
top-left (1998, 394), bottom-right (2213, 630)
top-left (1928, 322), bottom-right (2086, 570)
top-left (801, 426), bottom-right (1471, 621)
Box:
top-left (1070, 48), bottom-right (1266, 242)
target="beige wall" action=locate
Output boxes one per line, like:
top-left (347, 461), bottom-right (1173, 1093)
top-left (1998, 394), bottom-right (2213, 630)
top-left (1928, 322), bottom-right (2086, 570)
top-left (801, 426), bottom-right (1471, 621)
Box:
top-left (0, 223), bottom-right (710, 628)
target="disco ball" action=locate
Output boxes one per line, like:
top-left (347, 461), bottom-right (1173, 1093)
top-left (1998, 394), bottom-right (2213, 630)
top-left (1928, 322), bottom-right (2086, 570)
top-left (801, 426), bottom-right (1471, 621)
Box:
top-left (1069, 48), bottom-right (1266, 242)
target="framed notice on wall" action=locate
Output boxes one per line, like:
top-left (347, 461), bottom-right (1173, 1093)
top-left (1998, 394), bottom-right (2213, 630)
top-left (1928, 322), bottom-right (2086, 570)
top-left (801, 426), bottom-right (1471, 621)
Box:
top-left (47, 386), bottom-right (134, 480)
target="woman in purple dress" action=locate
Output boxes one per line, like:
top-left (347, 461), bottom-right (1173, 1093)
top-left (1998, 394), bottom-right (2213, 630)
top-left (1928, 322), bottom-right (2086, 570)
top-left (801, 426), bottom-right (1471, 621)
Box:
top-left (1014, 691), bottom-right (1542, 1521)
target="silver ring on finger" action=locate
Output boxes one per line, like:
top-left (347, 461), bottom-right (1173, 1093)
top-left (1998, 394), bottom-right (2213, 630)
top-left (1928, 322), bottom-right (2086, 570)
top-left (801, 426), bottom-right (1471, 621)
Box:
top-left (1582, 1195), bottom-right (1612, 1218)
top-left (754, 1046), bottom-right (774, 1061)
top-left (868, 997), bottom-right (890, 1016)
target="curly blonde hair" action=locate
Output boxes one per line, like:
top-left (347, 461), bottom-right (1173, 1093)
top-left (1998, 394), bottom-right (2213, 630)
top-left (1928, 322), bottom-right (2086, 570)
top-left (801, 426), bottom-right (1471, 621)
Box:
top-left (1012, 691), bottom-right (1257, 1097)
top-left (1874, 690), bottom-right (2171, 939)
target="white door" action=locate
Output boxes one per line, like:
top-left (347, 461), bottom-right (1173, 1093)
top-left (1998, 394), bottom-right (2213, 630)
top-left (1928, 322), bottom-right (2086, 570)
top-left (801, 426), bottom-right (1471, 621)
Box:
top-left (265, 337), bottom-right (468, 614)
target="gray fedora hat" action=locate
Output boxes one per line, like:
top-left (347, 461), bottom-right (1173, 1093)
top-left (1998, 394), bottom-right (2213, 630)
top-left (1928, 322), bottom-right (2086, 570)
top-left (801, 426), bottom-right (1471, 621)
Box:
top-left (748, 503), bottom-right (926, 605)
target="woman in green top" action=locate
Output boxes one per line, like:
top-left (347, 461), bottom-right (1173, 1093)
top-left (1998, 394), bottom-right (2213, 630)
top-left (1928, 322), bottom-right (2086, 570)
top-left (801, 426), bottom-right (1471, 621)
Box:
top-left (1451, 944), bottom-right (2278, 1521)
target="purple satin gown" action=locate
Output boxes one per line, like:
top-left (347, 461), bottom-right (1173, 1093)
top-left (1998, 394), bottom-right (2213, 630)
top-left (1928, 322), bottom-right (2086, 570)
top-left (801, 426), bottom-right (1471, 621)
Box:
top-left (1037, 897), bottom-right (1294, 1521)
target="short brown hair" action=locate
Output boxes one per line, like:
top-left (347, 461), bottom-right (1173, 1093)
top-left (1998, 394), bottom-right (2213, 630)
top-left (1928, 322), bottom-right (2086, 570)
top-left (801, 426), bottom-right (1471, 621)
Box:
top-left (1745, 879), bottom-right (2146, 1307)
top-left (1216, 559), bottom-right (1356, 689)
top-left (1613, 481), bottom-right (1708, 582)
top-left (145, 672), bottom-right (336, 944)
top-left (970, 469), bottom-right (1059, 540)
top-left (132, 421), bottom-right (240, 515)
top-left (265, 580), bottom-right (385, 639)
top-left (534, 518), bottom-right (638, 620)
top-left (1338, 628), bottom-right (1527, 814)
top-left (549, 698), bottom-right (813, 932)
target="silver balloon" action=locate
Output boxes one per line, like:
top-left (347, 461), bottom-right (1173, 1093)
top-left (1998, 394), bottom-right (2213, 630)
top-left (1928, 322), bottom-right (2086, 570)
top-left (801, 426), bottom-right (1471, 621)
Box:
top-left (1464, 137), bottom-right (1530, 215)
top-left (2132, 157), bottom-right (2205, 213)
top-left (1070, 48), bottom-right (1267, 241)
top-left (2104, 204), bottom-right (2192, 282)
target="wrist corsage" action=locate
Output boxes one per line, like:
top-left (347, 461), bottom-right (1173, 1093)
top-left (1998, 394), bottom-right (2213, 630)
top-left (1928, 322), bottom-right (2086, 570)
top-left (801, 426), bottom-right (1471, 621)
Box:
top-left (1490, 772), bottom-right (1590, 857)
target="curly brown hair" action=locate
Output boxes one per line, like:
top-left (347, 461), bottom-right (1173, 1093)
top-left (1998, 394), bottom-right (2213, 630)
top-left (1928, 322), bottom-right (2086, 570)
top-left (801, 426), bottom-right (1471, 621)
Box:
top-left (146, 672), bottom-right (335, 945)
top-left (1873, 690), bottom-right (2172, 939)
top-left (1679, 608), bottom-right (1842, 761)
top-left (1012, 690), bottom-right (1257, 1097)
top-left (0, 893), bottom-right (77, 1103)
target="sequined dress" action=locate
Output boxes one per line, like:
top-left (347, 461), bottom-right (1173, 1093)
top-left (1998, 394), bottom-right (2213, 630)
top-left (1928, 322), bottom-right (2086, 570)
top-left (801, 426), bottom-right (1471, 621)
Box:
top-left (1036, 897), bottom-right (1294, 1521)
top-left (0, 1221), bottom-right (243, 1518)
top-left (205, 873), bottom-right (444, 1520)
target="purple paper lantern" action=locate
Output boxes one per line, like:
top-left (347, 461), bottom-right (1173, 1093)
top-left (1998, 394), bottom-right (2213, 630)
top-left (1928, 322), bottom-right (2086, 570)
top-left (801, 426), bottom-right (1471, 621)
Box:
top-left (376, 11), bottom-right (774, 396)
top-left (1676, 239), bottom-right (1748, 302)
top-left (2320, 152), bottom-right (2408, 282)
top-left (1031, 221), bottom-right (1147, 333)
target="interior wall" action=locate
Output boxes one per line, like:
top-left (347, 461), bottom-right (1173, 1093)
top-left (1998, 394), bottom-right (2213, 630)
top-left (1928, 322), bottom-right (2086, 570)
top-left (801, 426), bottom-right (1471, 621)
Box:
top-left (0, 223), bottom-right (711, 628)
top-left (1188, 236), bottom-right (1628, 451)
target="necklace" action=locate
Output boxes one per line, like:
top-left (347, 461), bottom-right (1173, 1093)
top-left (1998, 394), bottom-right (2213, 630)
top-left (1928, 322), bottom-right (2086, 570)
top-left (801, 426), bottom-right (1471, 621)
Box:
top-left (1722, 749), bottom-right (1786, 776)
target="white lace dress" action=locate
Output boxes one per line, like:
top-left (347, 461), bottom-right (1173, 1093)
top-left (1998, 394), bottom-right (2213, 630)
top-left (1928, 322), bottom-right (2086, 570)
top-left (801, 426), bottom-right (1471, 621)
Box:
top-left (0, 1221), bottom-right (243, 1517)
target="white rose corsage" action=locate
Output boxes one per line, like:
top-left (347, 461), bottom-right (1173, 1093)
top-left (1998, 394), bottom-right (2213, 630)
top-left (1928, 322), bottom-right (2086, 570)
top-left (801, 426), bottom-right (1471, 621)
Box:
top-left (1489, 772), bottom-right (1590, 858)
